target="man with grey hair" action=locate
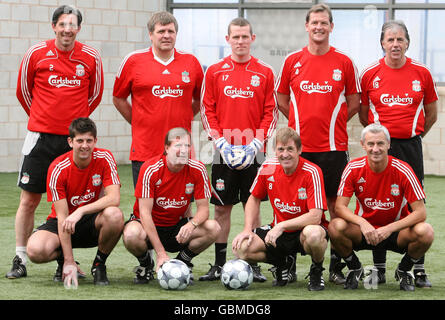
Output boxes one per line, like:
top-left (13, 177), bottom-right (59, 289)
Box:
top-left (329, 123), bottom-right (434, 291)
top-left (7, 4), bottom-right (104, 279)
top-left (359, 19), bottom-right (438, 287)
top-left (113, 11), bottom-right (203, 187)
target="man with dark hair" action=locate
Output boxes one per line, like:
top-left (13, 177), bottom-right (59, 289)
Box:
top-left (200, 17), bottom-right (278, 282)
top-left (276, 3), bottom-right (361, 284)
top-left (7, 5), bottom-right (104, 279)
top-left (26, 118), bottom-right (123, 287)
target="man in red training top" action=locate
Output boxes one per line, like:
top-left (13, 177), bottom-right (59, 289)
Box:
top-left (329, 124), bottom-right (434, 291)
top-left (7, 5), bottom-right (104, 279)
top-left (26, 118), bottom-right (123, 287)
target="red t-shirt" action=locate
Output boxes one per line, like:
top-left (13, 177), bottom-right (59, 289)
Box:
top-left (360, 57), bottom-right (438, 139)
top-left (250, 157), bottom-right (328, 231)
top-left (46, 148), bottom-right (120, 219)
top-left (337, 156), bottom-right (425, 229)
top-left (16, 39), bottom-right (104, 135)
top-left (133, 156), bottom-right (211, 227)
top-left (201, 55), bottom-right (278, 145)
top-left (276, 46), bottom-right (361, 152)
top-left (113, 47), bottom-right (203, 161)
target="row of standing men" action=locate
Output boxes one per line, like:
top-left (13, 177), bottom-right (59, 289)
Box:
top-left (6, 4), bottom-right (438, 291)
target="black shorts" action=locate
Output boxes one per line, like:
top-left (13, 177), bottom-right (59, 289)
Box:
top-left (127, 215), bottom-right (191, 253)
top-left (389, 135), bottom-right (424, 187)
top-left (36, 213), bottom-right (100, 248)
top-left (353, 232), bottom-right (406, 254)
top-left (254, 224), bottom-right (328, 266)
top-left (210, 153), bottom-right (266, 206)
top-left (18, 132), bottom-right (71, 193)
top-left (300, 151), bottom-right (348, 198)
top-left (131, 160), bottom-right (144, 188)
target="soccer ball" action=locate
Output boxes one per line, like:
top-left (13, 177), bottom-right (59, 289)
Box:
top-left (221, 259), bottom-right (253, 290)
top-left (229, 147), bottom-right (252, 171)
top-left (157, 259), bottom-right (191, 290)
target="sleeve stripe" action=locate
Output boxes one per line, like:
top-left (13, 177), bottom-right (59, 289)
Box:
top-left (141, 160), bottom-right (163, 199)
top-left (82, 46), bottom-right (102, 107)
top-left (391, 159), bottom-right (425, 200)
top-left (20, 42), bottom-right (47, 110)
top-left (188, 159), bottom-right (212, 198)
top-left (200, 68), bottom-right (213, 140)
top-left (302, 162), bottom-right (324, 209)
top-left (48, 158), bottom-right (71, 202)
top-left (337, 158), bottom-right (366, 196)
top-left (93, 150), bottom-right (120, 185)
top-left (116, 48), bottom-right (149, 78)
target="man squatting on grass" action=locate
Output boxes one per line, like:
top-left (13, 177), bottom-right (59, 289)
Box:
top-left (329, 123), bottom-right (434, 291)
top-left (122, 127), bottom-right (220, 284)
top-left (232, 127), bottom-right (329, 291)
top-left (26, 118), bottom-right (123, 288)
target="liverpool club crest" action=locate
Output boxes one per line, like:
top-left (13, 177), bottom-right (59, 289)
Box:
top-left (412, 80), bottom-right (421, 92)
top-left (298, 187), bottom-right (307, 200)
top-left (216, 179), bottom-right (225, 191)
top-left (332, 69), bottom-right (342, 81)
top-left (250, 75), bottom-right (260, 87)
top-left (390, 184), bottom-right (400, 196)
top-left (76, 64), bottom-right (85, 77)
top-left (185, 183), bottom-right (194, 194)
top-left (92, 174), bottom-right (102, 187)
top-left (182, 71), bottom-right (190, 83)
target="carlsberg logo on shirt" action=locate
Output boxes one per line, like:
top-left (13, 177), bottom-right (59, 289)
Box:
top-left (152, 85), bottom-right (184, 98)
top-left (380, 94), bottom-right (414, 107)
top-left (299, 81), bottom-right (333, 94)
top-left (48, 75), bottom-right (81, 88)
top-left (223, 86), bottom-right (254, 99)
top-left (274, 198), bottom-right (301, 214)
top-left (364, 198), bottom-right (395, 210)
top-left (156, 197), bottom-right (188, 209)
top-left (71, 190), bottom-right (96, 206)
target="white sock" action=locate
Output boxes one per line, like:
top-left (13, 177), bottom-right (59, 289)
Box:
top-left (16, 246), bottom-right (27, 265)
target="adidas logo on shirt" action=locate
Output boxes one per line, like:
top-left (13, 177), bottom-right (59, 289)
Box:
top-left (357, 177), bottom-right (366, 183)
top-left (156, 179), bottom-right (162, 186)
top-left (162, 69), bottom-right (170, 75)
top-left (267, 176), bottom-right (275, 182)
top-left (222, 63), bottom-right (231, 69)
top-left (46, 50), bottom-right (55, 57)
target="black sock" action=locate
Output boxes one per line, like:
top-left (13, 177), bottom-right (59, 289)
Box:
top-left (137, 251), bottom-right (151, 267)
top-left (215, 243), bottom-right (227, 266)
top-left (93, 249), bottom-right (109, 266)
top-left (176, 247), bottom-right (197, 266)
top-left (413, 256), bottom-right (425, 272)
top-left (329, 249), bottom-right (341, 271)
top-left (312, 258), bottom-right (324, 268)
top-left (372, 249), bottom-right (386, 271)
top-left (56, 253), bottom-right (64, 267)
top-left (399, 253), bottom-right (419, 272)
top-left (344, 252), bottom-right (361, 270)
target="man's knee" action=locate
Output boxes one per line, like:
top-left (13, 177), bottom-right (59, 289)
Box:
top-left (18, 190), bottom-right (42, 213)
top-left (413, 222), bottom-right (434, 245)
top-left (328, 218), bottom-right (348, 237)
top-left (302, 225), bottom-right (326, 247)
top-left (123, 221), bottom-right (145, 248)
top-left (202, 219), bottom-right (221, 240)
top-left (101, 207), bottom-right (124, 229)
